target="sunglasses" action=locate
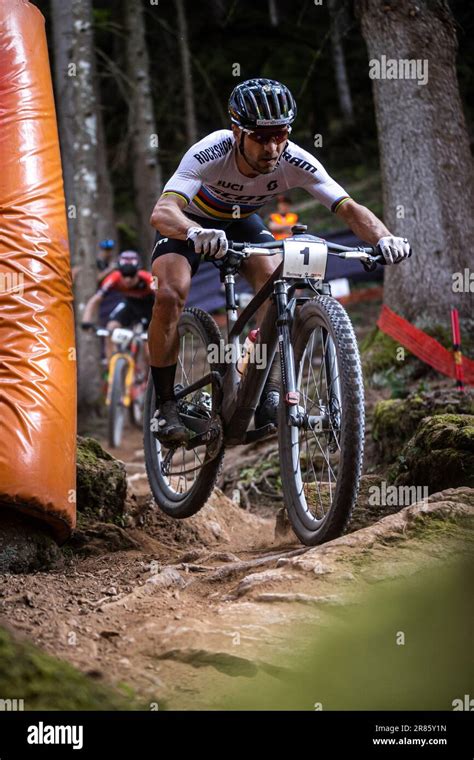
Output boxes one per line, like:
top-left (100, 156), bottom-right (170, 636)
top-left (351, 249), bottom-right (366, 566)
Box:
top-left (242, 127), bottom-right (291, 145)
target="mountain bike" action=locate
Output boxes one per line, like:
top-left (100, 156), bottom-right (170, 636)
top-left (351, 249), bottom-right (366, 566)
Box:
top-left (143, 226), bottom-right (406, 545)
top-left (94, 319), bottom-right (149, 448)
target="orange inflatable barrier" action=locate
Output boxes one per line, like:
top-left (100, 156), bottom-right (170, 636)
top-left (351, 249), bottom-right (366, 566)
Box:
top-left (0, 0), bottom-right (76, 542)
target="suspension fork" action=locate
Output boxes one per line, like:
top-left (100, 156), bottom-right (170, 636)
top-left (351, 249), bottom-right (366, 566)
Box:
top-left (221, 272), bottom-right (242, 421)
top-left (275, 283), bottom-right (330, 431)
top-left (274, 280), bottom-right (301, 425)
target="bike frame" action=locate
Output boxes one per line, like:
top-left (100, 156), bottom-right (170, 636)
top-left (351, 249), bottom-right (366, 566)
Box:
top-left (175, 236), bottom-right (379, 448)
top-left (221, 258), bottom-right (330, 445)
top-left (172, 240), bottom-right (384, 448)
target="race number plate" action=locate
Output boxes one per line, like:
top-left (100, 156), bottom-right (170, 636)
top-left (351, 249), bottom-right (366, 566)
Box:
top-left (282, 237), bottom-right (328, 280)
top-left (111, 327), bottom-right (133, 345)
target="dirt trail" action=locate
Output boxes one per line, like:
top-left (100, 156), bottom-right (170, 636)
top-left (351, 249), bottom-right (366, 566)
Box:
top-left (1, 426), bottom-right (303, 707)
top-left (2, 415), bottom-right (472, 709)
top-left (2, 297), bottom-right (471, 708)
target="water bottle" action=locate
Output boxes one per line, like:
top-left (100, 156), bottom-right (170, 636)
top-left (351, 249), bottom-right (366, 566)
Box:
top-left (237, 328), bottom-right (259, 376)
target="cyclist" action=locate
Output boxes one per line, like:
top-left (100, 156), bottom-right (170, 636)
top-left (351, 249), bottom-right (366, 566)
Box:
top-left (97, 238), bottom-right (117, 282)
top-left (149, 78), bottom-right (410, 444)
top-left (96, 239), bottom-right (123, 325)
top-left (81, 250), bottom-right (154, 359)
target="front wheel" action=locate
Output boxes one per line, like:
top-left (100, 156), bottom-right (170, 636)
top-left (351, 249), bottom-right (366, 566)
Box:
top-left (108, 356), bottom-right (128, 448)
top-left (278, 296), bottom-right (365, 545)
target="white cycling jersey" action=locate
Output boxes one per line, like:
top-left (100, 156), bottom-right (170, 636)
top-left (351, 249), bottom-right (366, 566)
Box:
top-left (161, 129), bottom-right (351, 221)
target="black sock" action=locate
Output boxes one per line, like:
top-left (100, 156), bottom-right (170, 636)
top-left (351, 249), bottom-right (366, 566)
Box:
top-left (151, 364), bottom-right (177, 406)
top-left (263, 353), bottom-right (280, 396)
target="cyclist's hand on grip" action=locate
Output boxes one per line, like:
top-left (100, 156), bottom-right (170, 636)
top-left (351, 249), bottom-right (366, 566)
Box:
top-left (186, 226), bottom-right (228, 259)
top-left (376, 236), bottom-right (411, 265)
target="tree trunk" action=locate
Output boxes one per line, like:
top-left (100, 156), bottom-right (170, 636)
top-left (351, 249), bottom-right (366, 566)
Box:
top-left (52, 0), bottom-right (116, 258)
top-left (176, 0), bottom-right (198, 145)
top-left (357, 0), bottom-right (474, 327)
top-left (95, 82), bottom-right (118, 250)
top-left (328, 0), bottom-right (354, 126)
top-left (69, 0), bottom-right (102, 413)
top-left (268, 0), bottom-right (279, 26)
top-left (50, 0), bottom-right (76, 253)
top-left (124, 0), bottom-right (163, 265)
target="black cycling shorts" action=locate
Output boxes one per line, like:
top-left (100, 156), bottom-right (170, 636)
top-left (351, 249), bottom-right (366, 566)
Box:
top-left (108, 295), bottom-right (154, 327)
top-left (150, 213), bottom-right (274, 276)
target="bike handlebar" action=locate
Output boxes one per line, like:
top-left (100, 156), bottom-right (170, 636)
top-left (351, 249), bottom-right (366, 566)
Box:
top-left (187, 235), bottom-right (412, 272)
top-left (190, 238), bottom-right (392, 271)
top-left (81, 325), bottom-right (148, 339)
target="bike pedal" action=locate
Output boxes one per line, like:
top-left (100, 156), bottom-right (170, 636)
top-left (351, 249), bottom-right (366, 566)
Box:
top-left (244, 423), bottom-right (277, 443)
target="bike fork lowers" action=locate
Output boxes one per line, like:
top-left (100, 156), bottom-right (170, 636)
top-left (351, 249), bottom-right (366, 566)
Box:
top-left (274, 280), bottom-right (301, 426)
top-left (275, 281), bottom-right (330, 432)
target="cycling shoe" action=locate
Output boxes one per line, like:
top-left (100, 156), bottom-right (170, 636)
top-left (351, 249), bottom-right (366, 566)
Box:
top-left (254, 390), bottom-right (280, 429)
top-left (152, 400), bottom-right (190, 445)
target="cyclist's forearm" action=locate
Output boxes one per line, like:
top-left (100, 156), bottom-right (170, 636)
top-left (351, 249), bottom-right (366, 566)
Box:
top-left (150, 200), bottom-right (199, 239)
top-left (336, 200), bottom-right (390, 245)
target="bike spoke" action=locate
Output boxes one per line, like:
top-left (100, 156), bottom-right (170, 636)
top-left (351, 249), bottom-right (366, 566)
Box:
top-left (177, 335), bottom-right (191, 387)
top-left (293, 322), bottom-right (345, 524)
top-left (153, 321), bottom-right (220, 499)
top-left (303, 429), bottom-right (326, 519)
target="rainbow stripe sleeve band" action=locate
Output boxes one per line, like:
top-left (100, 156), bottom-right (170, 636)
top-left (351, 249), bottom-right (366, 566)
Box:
top-left (161, 190), bottom-right (191, 205)
top-left (331, 196), bottom-right (351, 213)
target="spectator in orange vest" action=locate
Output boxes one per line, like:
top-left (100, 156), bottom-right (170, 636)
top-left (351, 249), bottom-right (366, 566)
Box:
top-left (268, 195), bottom-right (299, 239)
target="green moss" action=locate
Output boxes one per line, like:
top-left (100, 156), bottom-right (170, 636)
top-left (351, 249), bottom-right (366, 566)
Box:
top-left (360, 327), bottom-right (401, 370)
top-left (77, 436), bottom-right (114, 465)
top-left (372, 391), bottom-right (474, 464)
top-left (239, 467), bottom-right (257, 484)
top-left (76, 436), bottom-right (127, 522)
top-left (0, 627), bottom-right (141, 710)
top-left (360, 329), bottom-right (418, 395)
top-left (408, 514), bottom-right (474, 544)
top-left (392, 414), bottom-right (474, 491)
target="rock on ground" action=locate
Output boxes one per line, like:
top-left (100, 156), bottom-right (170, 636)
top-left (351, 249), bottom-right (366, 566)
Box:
top-left (391, 414), bottom-right (474, 491)
top-left (0, 508), bottom-right (60, 574)
top-left (372, 389), bottom-right (474, 463)
top-left (77, 436), bottom-right (127, 521)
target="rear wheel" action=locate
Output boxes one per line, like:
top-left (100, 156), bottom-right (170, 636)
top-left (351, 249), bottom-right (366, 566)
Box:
top-left (143, 307), bottom-right (225, 518)
top-left (278, 296), bottom-right (365, 545)
top-left (108, 356), bottom-right (128, 448)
